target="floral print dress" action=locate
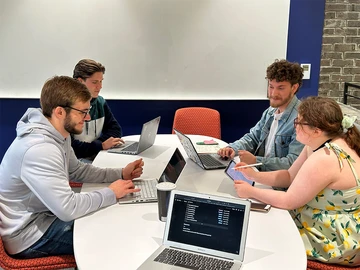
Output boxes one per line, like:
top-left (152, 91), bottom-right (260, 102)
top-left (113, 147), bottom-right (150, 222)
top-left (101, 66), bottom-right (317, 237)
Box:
top-left (290, 142), bottom-right (360, 266)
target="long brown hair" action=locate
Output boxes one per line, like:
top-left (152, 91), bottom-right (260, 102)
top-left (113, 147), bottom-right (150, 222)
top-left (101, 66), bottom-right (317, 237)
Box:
top-left (298, 96), bottom-right (360, 156)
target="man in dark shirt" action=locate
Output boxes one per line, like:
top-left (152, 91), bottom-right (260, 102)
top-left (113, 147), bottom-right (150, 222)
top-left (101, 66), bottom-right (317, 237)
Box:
top-left (72, 59), bottom-right (123, 160)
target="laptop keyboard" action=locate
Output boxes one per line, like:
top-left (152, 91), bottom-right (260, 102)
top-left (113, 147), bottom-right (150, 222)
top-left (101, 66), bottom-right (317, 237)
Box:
top-left (154, 248), bottom-right (234, 270)
top-left (199, 154), bottom-right (225, 167)
top-left (122, 142), bottom-right (139, 152)
top-left (134, 180), bottom-right (157, 198)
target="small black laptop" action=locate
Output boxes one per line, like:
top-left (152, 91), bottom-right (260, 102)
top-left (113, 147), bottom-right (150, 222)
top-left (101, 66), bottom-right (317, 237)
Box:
top-left (117, 147), bottom-right (186, 204)
top-left (174, 128), bottom-right (229, 170)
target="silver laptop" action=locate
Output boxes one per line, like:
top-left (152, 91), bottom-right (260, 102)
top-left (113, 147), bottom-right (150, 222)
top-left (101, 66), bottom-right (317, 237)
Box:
top-left (108, 116), bottom-right (161, 155)
top-left (118, 147), bottom-right (186, 204)
top-left (138, 190), bottom-right (251, 270)
top-left (174, 128), bottom-right (229, 170)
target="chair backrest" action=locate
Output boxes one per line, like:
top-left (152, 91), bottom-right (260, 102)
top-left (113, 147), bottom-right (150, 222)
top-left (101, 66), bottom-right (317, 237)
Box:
top-left (0, 236), bottom-right (76, 270)
top-left (172, 107), bottom-right (221, 139)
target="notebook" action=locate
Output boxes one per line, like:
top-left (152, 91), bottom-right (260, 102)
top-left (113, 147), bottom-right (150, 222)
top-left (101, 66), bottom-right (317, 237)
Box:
top-left (117, 147), bottom-right (186, 204)
top-left (174, 128), bottom-right (229, 170)
top-left (137, 190), bottom-right (251, 270)
top-left (108, 116), bottom-right (161, 155)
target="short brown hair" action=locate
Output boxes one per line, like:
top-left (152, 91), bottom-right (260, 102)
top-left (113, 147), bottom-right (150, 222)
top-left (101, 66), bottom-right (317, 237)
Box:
top-left (40, 76), bottom-right (91, 117)
top-left (299, 96), bottom-right (360, 156)
top-left (266, 59), bottom-right (304, 93)
top-left (73, 59), bottom-right (105, 80)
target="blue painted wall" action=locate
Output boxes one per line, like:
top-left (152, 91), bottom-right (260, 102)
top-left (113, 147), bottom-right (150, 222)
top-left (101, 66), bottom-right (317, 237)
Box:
top-left (287, 0), bottom-right (325, 99)
top-left (0, 0), bottom-right (325, 160)
top-left (0, 99), bottom-right (270, 158)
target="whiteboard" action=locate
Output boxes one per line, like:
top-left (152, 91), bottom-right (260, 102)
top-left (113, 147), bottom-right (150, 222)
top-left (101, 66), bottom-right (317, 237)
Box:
top-left (0, 0), bottom-right (289, 100)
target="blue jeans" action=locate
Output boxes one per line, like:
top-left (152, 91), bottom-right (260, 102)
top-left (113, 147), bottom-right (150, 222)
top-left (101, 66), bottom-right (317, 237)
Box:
top-left (13, 218), bottom-right (74, 259)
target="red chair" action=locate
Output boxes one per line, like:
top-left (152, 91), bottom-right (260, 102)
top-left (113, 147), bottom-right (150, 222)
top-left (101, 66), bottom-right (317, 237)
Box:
top-left (307, 260), bottom-right (360, 270)
top-left (172, 107), bottom-right (221, 139)
top-left (0, 236), bottom-right (77, 270)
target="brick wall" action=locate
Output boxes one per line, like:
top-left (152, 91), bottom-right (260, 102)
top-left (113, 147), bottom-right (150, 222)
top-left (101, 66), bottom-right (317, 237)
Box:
top-left (320, 0), bottom-right (360, 109)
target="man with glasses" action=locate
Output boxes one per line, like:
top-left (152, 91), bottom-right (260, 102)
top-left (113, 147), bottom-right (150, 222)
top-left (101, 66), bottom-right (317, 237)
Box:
top-left (218, 59), bottom-right (305, 172)
top-left (72, 59), bottom-right (123, 161)
top-left (0, 76), bottom-right (143, 258)
top-left (60, 105), bottom-right (92, 119)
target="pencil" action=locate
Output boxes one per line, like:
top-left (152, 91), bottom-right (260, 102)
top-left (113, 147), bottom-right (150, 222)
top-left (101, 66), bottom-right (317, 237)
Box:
top-left (232, 162), bottom-right (263, 170)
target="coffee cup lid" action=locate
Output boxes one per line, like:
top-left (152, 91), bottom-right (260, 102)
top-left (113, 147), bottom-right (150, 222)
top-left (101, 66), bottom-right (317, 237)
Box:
top-left (156, 182), bottom-right (176, 191)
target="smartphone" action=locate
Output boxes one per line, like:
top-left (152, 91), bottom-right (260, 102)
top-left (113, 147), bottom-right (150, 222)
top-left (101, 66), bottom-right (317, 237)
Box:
top-left (251, 202), bottom-right (271, 212)
top-left (224, 160), bottom-right (255, 186)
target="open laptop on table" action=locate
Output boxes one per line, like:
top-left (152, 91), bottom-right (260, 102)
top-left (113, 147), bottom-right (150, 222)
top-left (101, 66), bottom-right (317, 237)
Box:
top-left (108, 116), bottom-right (161, 155)
top-left (118, 147), bottom-right (186, 204)
top-left (138, 190), bottom-right (251, 270)
top-left (174, 128), bottom-right (229, 170)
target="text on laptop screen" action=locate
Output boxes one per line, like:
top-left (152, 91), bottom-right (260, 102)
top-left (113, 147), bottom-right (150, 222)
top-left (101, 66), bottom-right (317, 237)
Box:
top-left (158, 148), bottom-right (186, 183)
top-left (167, 194), bottom-right (246, 254)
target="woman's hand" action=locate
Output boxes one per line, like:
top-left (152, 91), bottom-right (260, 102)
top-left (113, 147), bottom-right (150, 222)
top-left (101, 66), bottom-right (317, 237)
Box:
top-left (234, 162), bottom-right (258, 180)
top-left (234, 180), bottom-right (254, 199)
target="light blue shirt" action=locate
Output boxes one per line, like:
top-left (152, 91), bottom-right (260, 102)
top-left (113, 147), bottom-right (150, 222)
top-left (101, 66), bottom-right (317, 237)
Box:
top-left (228, 96), bottom-right (304, 171)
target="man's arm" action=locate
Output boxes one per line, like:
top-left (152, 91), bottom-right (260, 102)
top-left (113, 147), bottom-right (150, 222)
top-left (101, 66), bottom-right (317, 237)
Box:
top-left (71, 135), bottom-right (103, 158)
top-left (68, 146), bottom-right (123, 183)
top-left (228, 108), bottom-right (270, 153)
top-left (98, 101), bottom-right (122, 141)
top-left (21, 143), bottom-right (117, 222)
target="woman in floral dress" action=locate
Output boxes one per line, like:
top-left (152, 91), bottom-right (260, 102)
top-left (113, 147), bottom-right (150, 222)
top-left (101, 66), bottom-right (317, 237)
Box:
top-left (233, 96), bottom-right (360, 266)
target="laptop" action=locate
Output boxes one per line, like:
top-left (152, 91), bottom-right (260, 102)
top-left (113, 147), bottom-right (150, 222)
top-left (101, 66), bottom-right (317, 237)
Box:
top-left (174, 128), bottom-right (229, 170)
top-left (117, 147), bottom-right (186, 204)
top-left (108, 116), bottom-right (161, 155)
top-left (138, 190), bottom-right (251, 270)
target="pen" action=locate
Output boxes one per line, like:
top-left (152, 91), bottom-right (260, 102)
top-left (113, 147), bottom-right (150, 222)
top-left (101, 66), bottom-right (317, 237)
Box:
top-left (232, 163), bottom-right (263, 170)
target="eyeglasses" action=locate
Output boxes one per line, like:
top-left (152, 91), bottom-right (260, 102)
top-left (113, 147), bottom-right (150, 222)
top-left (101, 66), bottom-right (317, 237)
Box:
top-left (60, 106), bottom-right (92, 119)
top-left (293, 117), bottom-right (310, 129)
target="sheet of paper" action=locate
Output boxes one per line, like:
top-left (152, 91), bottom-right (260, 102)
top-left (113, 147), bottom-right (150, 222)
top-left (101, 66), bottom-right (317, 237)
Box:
top-left (194, 144), bottom-right (221, 153)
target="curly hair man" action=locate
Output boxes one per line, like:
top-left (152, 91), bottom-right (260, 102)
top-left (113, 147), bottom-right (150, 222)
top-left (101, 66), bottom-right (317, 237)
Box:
top-left (218, 59), bottom-right (305, 178)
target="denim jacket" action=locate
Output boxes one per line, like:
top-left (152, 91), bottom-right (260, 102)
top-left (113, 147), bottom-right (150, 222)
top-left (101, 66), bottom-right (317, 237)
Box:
top-left (228, 96), bottom-right (304, 171)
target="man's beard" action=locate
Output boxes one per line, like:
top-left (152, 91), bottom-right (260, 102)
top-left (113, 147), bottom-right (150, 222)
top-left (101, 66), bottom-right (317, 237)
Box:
top-left (64, 115), bottom-right (82, 135)
top-left (269, 93), bottom-right (293, 108)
